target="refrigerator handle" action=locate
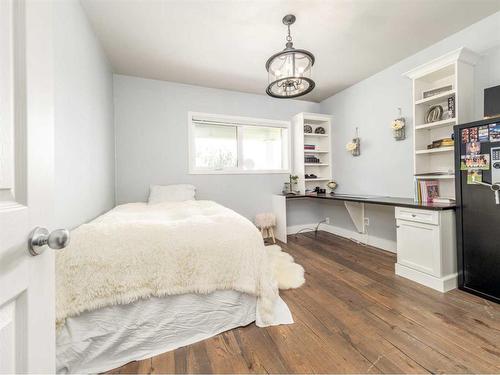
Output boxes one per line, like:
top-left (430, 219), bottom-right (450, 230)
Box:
top-left (471, 178), bottom-right (500, 204)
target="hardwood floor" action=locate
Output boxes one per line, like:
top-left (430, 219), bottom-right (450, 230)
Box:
top-left (107, 231), bottom-right (500, 374)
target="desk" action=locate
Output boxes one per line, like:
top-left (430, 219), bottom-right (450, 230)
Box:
top-left (272, 193), bottom-right (457, 292)
top-left (285, 193), bottom-right (455, 210)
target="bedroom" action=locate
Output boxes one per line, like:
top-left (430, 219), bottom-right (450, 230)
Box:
top-left (0, 0), bottom-right (499, 373)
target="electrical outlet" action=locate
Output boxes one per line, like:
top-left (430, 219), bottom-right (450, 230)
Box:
top-left (325, 217), bottom-right (330, 224)
top-left (364, 217), bottom-right (370, 226)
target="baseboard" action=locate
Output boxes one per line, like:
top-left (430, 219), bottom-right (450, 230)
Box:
top-left (395, 263), bottom-right (457, 292)
top-left (287, 223), bottom-right (397, 253)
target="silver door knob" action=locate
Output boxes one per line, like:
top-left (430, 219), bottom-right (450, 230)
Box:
top-left (28, 227), bottom-right (70, 256)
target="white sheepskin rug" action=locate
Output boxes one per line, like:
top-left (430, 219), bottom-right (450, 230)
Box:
top-left (267, 245), bottom-right (305, 290)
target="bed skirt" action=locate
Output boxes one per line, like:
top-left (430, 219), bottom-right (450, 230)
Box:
top-left (56, 291), bottom-right (292, 374)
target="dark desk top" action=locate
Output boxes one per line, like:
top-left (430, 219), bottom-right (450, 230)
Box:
top-left (285, 193), bottom-right (456, 211)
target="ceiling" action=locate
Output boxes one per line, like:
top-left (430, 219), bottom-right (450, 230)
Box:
top-left (81, 0), bottom-right (500, 102)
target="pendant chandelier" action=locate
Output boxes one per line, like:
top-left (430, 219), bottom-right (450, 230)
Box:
top-left (265, 14), bottom-right (315, 99)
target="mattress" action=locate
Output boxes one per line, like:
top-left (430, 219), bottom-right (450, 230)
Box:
top-left (56, 291), bottom-right (292, 374)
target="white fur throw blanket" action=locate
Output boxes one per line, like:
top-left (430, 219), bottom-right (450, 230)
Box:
top-left (56, 201), bottom-right (281, 328)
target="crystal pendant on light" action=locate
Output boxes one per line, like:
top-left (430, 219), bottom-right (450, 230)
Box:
top-left (265, 14), bottom-right (315, 99)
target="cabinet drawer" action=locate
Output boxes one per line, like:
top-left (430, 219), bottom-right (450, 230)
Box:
top-left (395, 207), bottom-right (439, 225)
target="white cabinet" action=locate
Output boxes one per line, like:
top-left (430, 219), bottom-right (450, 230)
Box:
top-left (397, 219), bottom-right (440, 276)
top-left (395, 207), bottom-right (457, 292)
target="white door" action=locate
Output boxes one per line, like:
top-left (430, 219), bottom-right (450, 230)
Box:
top-left (0, 1), bottom-right (64, 372)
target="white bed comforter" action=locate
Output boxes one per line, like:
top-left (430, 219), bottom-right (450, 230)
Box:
top-left (56, 201), bottom-right (278, 328)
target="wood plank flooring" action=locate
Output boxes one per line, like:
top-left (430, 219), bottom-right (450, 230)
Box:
top-left (107, 231), bottom-right (500, 374)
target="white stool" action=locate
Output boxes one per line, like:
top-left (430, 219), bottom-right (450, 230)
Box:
top-left (255, 213), bottom-right (276, 244)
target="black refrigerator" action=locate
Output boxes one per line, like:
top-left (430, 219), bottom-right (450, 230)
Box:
top-left (454, 116), bottom-right (500, 303)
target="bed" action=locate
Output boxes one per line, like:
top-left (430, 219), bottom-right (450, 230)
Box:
top-left (55, 194), bottom-right (296, 373)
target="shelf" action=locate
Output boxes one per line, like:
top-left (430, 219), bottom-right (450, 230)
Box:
top-left (415, 174), bottom-right (455, 180)
top-left (415, 90), bottom-right (455, 106)
top-left (305, 178), bottom-right (330, 182)
top-left (405, 49), bottom-right (480, 203)
top-left (415, 146), bottom-right (454, 155)
top-left (293, 112), bottom-right (333, 198)
top-left (415, 118), bottom-right (457, 130)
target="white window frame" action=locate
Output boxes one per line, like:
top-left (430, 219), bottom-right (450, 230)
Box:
top-left (188, 111), bottom-right (291, 175)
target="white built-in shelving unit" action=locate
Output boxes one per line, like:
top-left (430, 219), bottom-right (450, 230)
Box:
top-left (292, 112), bottom-right (332, 194)
top-left (404, 47), bottom-right (479, 200)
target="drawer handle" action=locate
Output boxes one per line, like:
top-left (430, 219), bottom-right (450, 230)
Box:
top-left (411, 214), bottom-right (417, 217)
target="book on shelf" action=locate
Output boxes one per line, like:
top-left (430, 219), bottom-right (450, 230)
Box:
top-left (414, 179), bottom-right (439, 203)
top-left (432, 197), bottom-right (455, 204)
top-left (427, 138), bottom-right (454, 149)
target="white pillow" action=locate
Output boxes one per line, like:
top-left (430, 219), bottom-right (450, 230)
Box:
top-left (148, 184), bottom-right (196, 204)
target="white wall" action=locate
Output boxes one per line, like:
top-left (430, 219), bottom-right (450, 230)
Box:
top-left (113, 12), bottom-right (500, 251)
top-left (53, 0), bottom-right (115, 229)
top-left (315, 12), bottom-right (500, 251)
top-left (114, 75), bottom-right (319, 220)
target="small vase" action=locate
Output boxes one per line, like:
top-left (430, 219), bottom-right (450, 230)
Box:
top-left (352, 137), bottom-right (360, 156)
top-left (394, 127), bottom-right (405, 141)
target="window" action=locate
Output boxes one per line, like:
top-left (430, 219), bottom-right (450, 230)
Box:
top-left (189, 112), bottom-right (290, 174)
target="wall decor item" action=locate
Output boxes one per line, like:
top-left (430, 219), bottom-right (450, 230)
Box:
top-left (425, 105), bottom-right (443, 123)
top-left (304, 124), bottom-right (312, 133)
top-left (314, 126), bottom-right (325, 134)
top-left (346, 127), bottom-right (360, 156)
top-left (391, 108), bottom-right (406, 141)
top-left (422, 85), bottom-right (453, 99)
top-left (265, 14), bottom-right (315, 99)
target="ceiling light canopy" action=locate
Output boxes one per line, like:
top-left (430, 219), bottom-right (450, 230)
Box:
top-left (265, 14), bottom-right (315, 99)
